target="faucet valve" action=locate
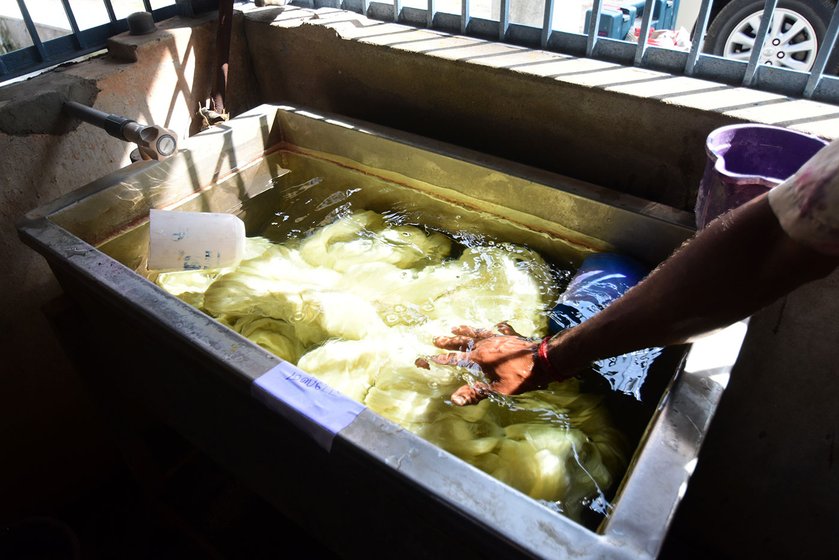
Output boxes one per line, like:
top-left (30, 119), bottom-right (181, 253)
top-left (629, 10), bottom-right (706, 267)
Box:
top-left (64, 101), bottom-right (178, 160)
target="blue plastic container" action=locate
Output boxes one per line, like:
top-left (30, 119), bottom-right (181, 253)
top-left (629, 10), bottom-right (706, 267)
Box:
top-left (584, 5), bottom-right (636, 39)
top-left (548, 253), bottom-right (661, 399)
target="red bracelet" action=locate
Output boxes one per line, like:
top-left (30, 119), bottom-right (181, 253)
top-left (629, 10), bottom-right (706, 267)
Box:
top-left (536, 337), bottom-right (574, 381)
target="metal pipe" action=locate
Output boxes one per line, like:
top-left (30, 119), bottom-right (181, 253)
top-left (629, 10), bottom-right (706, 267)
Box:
top-left (64, 101), bottom-right (178, 160)
top-left (211, 0), bottom-right (234, 116)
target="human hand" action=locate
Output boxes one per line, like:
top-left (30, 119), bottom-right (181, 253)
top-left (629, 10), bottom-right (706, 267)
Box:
top-left (418, 323), bottom-right (552, 406)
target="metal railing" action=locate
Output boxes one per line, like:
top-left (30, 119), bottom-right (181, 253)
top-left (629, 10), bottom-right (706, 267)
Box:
top-left (0, 0), bottom-right (218, 82)
top-left (292, 0), bottom-right (839, 105)
top-left (4, 0), bottom-right (839, 104)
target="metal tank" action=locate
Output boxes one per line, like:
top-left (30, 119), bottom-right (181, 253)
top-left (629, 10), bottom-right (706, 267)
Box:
top-left (18, 104), bottom-right (747, 559)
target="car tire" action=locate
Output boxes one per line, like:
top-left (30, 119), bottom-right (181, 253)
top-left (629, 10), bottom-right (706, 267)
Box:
top-left (705, 0), bottom-right (835, 72)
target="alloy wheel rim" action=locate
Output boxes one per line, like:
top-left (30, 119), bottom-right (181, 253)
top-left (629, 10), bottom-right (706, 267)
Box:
top-left (723, 8), bottom-right (819, 71)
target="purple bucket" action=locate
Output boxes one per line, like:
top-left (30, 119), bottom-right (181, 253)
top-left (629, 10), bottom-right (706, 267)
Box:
top-left (695, 124), bottom-right (828, 229)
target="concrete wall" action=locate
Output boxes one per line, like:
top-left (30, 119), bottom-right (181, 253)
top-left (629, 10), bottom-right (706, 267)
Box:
top-left (3, 3), bottom-right (839, 557)
top-left (244, 9), bottom-right (703, 210)
top-left (0, 12), bottom-right (259, 522)
top-left (241, 6), bottom-right (839, 211)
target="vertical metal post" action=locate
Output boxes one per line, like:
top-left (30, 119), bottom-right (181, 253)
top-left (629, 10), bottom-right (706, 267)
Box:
top-left (685, 0), bottom-right (714, 75)
top-left (586, 0), bottom-right (604, 58)
top-left (804, 4), bottom-right (839, 97)
top-left (541, 0), bottom-right (555, 48)
top-left (461, 0), bottom-right (470, 34)
top-left (175, 0), bottom-right (196, 17)
top-left (633, 0), bottom-right (656, 66)
top-left (211, 0), bottom-right (234, 115)
top-left (499, 0), bottom-right (509, 41)
top-left (102, 0), bottom-right (117, 23)
top-left (361, 0), bottom-right (369, 16)
top-left (16, 0), bottom-right (48, 62)
top-left (59, 0), bottom-right (86, 49)
top-left (394, 0), bottom-right (402, 22)
top-left (742, 0), bottom-right (778, 87)
top-left (427, 0), bottom-right (436, 27)
top-left (143, 0), bottom-right (153, 12)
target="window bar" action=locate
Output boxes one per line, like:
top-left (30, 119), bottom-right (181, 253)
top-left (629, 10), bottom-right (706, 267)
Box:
top-left (360, 0), bottom-right (369, 15)
top-left (803, 4), bottom-right (839, 97)
top-left (499, 0), bottom-right (509, 41)
top-left (541, 0), bottom-right (555, 49)
top-left (633, 0), bottom-right (656, 66)
top-left (102, 0), bottom-right (117, 23)
top-left (685, 0), bottom-right (714, 76)
top-left (394, 0), bottom-right (402, 22)
top-left (59, 0), bottom-right (86, 49)
top-left (586, 0), bottom-right (604, 57)
top-left (461, 0), bottom-right (470, 34)
top-left (143, 0), bottom-right (153, 12)
top-left (742, 0), bottom-right (778, 87)
top-left (427, 0), bottom-right (435, 27)
top-left (16, 0), bottom-right (48, 62)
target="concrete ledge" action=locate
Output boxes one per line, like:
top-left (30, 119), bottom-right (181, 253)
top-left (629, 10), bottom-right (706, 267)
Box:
top-left (241, 5), bottom-right (839, 211)
top-left (0, 72), bottom-right (98, 135)
top-left (106, 12), bottom-right (217, 63)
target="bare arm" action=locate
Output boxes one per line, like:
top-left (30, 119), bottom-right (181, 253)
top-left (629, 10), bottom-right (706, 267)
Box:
top-left (541, 193), bottom-right (838, 374)
top-left (433, 193), bottom-right (839, 405)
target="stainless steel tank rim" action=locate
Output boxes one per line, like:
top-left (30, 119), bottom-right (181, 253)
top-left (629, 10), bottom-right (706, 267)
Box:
top-left (16, 104), bottom-right (748, 559)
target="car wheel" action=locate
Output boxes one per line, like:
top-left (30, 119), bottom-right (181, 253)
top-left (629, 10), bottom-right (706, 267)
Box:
top-left (705, 0), bottom-right (834, 72)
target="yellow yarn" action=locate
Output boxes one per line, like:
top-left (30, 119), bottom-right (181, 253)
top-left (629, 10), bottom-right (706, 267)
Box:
top-left (156, 209), bottom-right (628, 522)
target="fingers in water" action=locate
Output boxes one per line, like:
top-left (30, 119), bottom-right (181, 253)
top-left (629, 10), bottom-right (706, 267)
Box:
top-left (433, 334), bottom-right (475, 350)
top-left (495, 321), bottom-right (523, 337)
top-left (431, 351), bottom-right (472, 367)
top-left (451, 387), bottom-right (477, 406)
top-left (450, 325), bottom-right (495, 340)
top-left (451, 382), bottom-right (492, 406)
top-left (435, 324), bottom-right (500, 349)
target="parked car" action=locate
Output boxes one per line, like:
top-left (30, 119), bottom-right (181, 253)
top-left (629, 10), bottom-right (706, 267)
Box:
top-left (703, 0), bottom-right (836, 71)
top-left (581, 0), bottom-right (833, 71)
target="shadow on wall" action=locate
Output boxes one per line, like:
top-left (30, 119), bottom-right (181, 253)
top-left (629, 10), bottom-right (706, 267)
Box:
top-left (0, 12), bottom-right (261, 527)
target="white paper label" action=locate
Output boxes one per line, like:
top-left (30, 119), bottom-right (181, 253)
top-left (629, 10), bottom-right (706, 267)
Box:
top-left (252, 361), bottom-right (365, 451)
